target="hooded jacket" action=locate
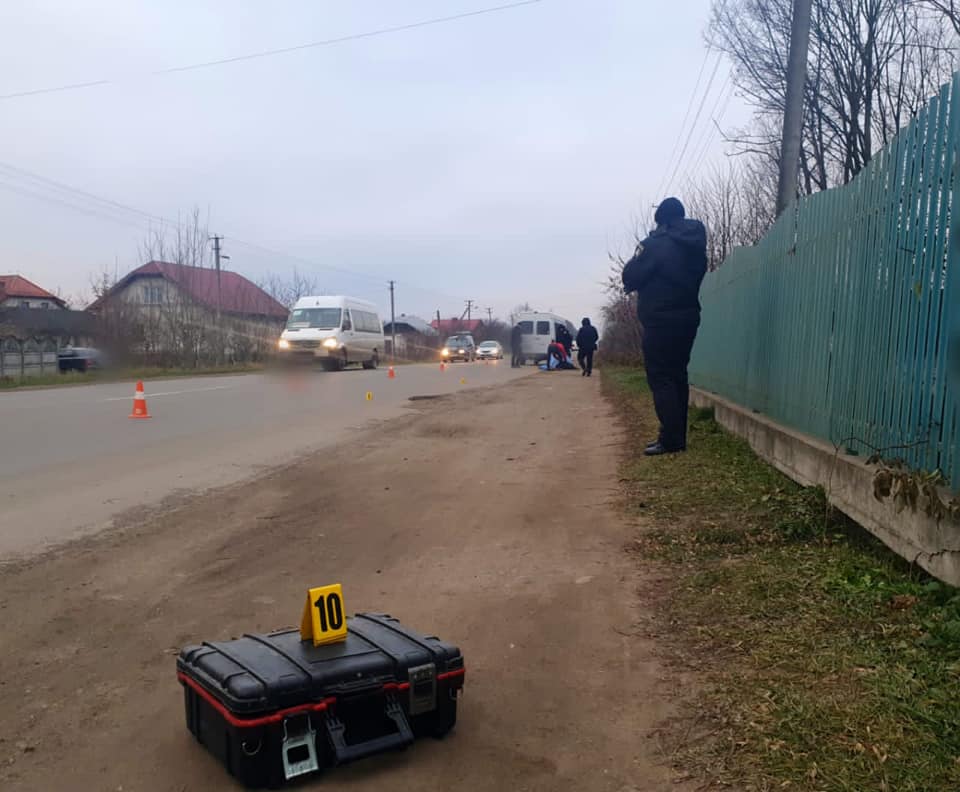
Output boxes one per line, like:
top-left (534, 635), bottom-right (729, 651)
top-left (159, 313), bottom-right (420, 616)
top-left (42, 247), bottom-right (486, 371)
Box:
top-left (621, 218), bottom-right (707, 327)
top-left (576, 322), bottom-right (599, 352)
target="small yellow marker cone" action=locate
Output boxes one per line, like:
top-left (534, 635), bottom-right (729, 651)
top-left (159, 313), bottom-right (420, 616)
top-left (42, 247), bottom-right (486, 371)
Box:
top-left (459, 377), bottom-right (466, 385)
top-left (366, 391), bottom-right (373, 401)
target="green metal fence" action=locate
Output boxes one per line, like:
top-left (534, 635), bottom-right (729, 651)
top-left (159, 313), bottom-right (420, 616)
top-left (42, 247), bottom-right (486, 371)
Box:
top-left (690, 74), bottom-right (960, 490)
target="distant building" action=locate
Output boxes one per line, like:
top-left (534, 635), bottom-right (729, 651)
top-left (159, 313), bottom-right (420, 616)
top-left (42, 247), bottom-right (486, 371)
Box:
top-left (431, 318), bottom-right (484, 337)
top-left (383, 314), bottom-right (439, 360)
top-left (0, 275), bottom-right (66, 309)
top-left (88, 260), bottom-right (288, 363)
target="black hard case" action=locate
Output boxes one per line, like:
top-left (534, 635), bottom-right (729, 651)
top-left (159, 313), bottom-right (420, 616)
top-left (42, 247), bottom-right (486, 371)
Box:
top-left (176, 613), bottom-right (465, 788)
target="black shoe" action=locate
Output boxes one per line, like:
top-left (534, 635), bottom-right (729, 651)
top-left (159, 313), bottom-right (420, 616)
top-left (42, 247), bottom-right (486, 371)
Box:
top-left (586, 371), bottom-right (592, 377)
top-left (644, 442), bottom-right (684, 457)
top-left (581, 369), bottom-right (587, 377)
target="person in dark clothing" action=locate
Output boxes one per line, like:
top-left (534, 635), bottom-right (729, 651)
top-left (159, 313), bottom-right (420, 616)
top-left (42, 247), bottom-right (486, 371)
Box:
top-left (622, 197), bottom-right (707, 456)
top-left (576, 317), bottom-right (599, 377)
top-left (510, 323), bottom-right (524, 367)
top-left (556, 324), bottom-right (573, 356)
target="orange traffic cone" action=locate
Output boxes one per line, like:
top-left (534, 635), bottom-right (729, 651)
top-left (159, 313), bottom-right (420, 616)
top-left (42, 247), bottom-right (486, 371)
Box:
top-left (129, 381), bottom-right (151, 419)
top-left (388, 366), bottom-right (396, 379)
top-left (440, 362), bottom-right (446, 372)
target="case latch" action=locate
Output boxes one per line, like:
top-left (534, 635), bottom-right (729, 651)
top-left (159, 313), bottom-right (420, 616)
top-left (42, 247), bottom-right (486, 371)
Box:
top-left (281, 714), bottom-right (320, 780)
top-left (407, 663), bottom-right (437, 716)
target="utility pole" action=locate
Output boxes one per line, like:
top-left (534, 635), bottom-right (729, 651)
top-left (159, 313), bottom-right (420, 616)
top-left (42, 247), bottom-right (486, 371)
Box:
top-left (211, 235), bottom-right (224, 319)
top-left (776, 0), bottom-right (813, 217)
top-left (464, 299), bottom-right (474, 322)
top-left (486, 307), bottom-right (493, 323)
top-left (210, 235), bottom-right (227, 362)
top-left (388, 280), bottom-right (397, 363)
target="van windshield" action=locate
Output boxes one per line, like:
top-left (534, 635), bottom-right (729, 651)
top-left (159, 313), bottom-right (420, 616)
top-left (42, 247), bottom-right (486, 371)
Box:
top-left (445, 335), bottom-right (471, 347)
top-left (287, 308), bottom-right (342, 329)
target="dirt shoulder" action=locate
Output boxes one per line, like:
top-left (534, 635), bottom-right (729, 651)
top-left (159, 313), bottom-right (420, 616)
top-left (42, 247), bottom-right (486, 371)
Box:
top-left (0, 373), bottom-right (689, 792)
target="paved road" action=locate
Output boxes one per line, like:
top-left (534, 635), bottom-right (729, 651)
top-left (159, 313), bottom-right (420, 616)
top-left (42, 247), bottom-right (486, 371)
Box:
top-left (0, 362), bottom-right (529, 560)
top-left (0, 372), bottom-right (685, 792)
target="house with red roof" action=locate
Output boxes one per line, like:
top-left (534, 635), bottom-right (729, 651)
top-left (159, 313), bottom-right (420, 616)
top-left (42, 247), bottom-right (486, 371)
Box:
top-left (88, 260), bottom-right (288, 363)
top-left (0, 274), bottom-right (67, 309)
top-left (430, 318), bottom-right (484, 337)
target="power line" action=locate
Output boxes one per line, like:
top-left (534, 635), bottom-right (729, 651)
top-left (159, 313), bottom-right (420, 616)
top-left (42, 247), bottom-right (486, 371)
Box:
top-left (0, 159), bottom-right (473, 307)
top-left (654, 48), bottom-right (712, 200)
top-left (654, 0), bottom-right (730, 200)
top-left (678, 74), bottom-right (735, 187)
top-left (0, 0), bottom-right (545, 101)
top-left (663, 49), bottom-right (724, 197)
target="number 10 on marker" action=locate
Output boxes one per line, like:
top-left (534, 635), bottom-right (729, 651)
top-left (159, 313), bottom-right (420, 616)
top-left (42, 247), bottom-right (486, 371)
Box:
top-left (300, 583), bottom-right (348, 646)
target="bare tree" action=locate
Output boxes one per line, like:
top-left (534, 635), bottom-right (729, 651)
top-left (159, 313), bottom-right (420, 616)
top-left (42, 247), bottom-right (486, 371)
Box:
top-left (710, 0), bottom-right (957, 194)
top-left (258, 267), bottom-right (319, 308)
top-left (599, 261), bottom-right (644, 365)
top-left (912, 0), bottom-right (960, 36)
top-left (137, 208), bottom-right (216, 366)
top-left (89, 265), bottom-right (146, 364)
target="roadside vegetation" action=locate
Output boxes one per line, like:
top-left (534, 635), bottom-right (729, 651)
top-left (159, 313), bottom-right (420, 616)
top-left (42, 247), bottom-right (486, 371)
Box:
top-left (604, 366), bottom-right (960, 791)
top-left (0, 363), bottom-right (263, 391)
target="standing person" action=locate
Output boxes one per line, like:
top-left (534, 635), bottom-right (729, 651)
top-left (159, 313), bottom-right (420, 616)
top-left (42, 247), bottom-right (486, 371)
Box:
top-left (511, 323), bottom-right (524, 367)
top-left (556, 323), bottom-right (573, 357)
top-left (576, 317), bottom-right (599, 377)
top-left (622, 197), bottom-right (707, 456)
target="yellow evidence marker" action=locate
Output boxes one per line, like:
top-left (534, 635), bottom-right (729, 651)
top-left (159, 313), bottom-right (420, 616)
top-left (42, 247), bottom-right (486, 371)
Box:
top-left (300, 583), bottom-right (348, 646)
top-left (365, 391), bottom-right (373, 401)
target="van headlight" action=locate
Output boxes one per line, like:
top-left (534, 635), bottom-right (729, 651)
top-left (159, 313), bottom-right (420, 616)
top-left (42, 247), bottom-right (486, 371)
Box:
top-left (323, 338), bottom-right (338, 349)
top-left (441, 347), bottom-right (450, 356)
top-left (278, 339), bottom-right (290, 350)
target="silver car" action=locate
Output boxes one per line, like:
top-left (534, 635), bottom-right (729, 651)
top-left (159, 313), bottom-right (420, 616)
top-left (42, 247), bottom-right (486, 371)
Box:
top-left (476, 340), bottom-right (504, 360)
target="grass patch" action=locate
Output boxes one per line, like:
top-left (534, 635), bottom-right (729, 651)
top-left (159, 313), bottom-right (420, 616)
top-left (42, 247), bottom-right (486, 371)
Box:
top-left (0, 363), bottom-right (263, 391)
top-left (603, 365), bottom-right (960, 791)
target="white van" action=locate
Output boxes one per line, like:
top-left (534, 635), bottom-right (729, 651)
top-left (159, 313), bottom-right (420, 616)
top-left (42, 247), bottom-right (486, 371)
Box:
top-left (277, 296), bottom-right (384, 371)
top-left (514, 311), bottom-right (576, 365)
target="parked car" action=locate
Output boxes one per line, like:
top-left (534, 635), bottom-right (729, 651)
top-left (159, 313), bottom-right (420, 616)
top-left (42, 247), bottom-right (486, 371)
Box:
top-left (441, 334), bottom-right (476, 362)
top-left (476, 340), bottom-right (504, 360)
top-left (58, 346), bottom-right (107, 373)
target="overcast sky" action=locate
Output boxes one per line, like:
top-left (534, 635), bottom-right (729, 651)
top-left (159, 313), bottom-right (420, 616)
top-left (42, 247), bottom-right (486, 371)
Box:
top-left (0, 0), bottom-right (746, 324)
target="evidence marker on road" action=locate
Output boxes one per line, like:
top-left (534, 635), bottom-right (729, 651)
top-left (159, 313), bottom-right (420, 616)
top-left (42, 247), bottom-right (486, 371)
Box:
top-left (300, 583), bottom-right (348, 647)
top-left (176, 582), bottom-right (466, 787)
top-left (366, 391), bottom-right (373, 401)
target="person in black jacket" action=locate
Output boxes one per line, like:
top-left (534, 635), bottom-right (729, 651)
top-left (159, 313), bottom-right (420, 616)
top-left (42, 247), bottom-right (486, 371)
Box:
top-left (622, 197), bottom-right (707, 455)
top-left (576, 317), bottom-right (599, 377)
top-left (556, 323), bottom-right (573, 358)
top-left (510, 323), bottom-right (524, 367)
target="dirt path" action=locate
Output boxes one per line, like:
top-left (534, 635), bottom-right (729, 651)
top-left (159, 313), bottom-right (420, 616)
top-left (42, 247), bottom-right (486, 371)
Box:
top-left (0, 374), bottom-right (685, 792)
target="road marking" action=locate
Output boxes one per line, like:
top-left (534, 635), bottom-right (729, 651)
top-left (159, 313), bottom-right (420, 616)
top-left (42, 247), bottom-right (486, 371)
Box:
top-left (101, 385), bottom-right (232, 402)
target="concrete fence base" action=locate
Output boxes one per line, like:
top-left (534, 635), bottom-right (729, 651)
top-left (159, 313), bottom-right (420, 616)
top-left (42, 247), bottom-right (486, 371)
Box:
top-left (690, 388), bottom-right (960, 587)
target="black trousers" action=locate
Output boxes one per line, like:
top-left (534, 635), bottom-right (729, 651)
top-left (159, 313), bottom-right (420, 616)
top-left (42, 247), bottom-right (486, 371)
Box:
top-left (578, 348), bottom-right (595, 374)
top-left (511, 350), bottom-right (523, 367)
top-left (642, 322), bottom-right (698, 451)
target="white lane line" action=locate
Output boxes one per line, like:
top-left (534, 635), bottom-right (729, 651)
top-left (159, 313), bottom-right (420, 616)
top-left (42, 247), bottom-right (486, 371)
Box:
top-left (101, 385), bottom-right (233, 402)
